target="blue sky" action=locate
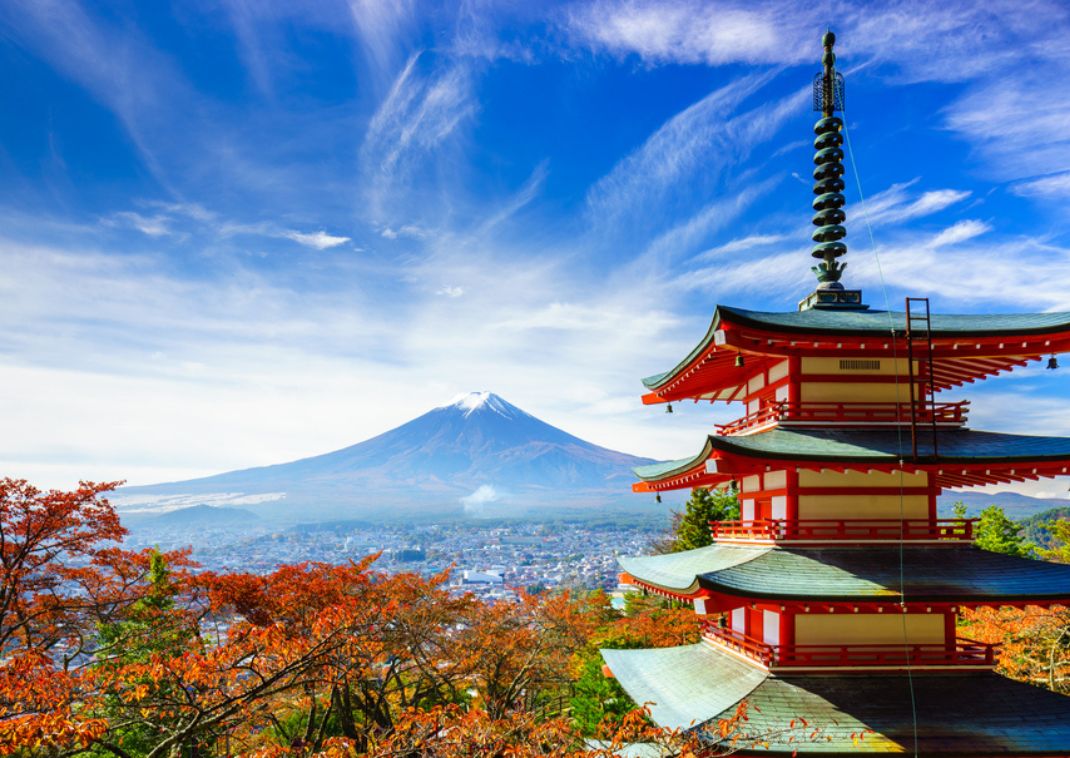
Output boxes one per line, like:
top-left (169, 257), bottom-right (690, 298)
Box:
top-left (3, 0), bottom-right (1070, 496)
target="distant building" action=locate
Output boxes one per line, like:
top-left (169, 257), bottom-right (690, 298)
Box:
top-left (461, 568), bottom-right (505, 584)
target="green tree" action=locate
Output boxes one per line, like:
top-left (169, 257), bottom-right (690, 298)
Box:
top-left (569, 653), bottom-right (635, 736)
top-left (974, 505), bottom-right (1032, 557)
top-left (663, 486), bottom-right (740, 553)
top-left (1039, 518), bottom-right (1070, 563)
top-left (92, 549), bottom-right (195, 757)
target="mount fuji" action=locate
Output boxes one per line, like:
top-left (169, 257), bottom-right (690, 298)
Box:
top-left (114, 392), bottom-right (654, 523)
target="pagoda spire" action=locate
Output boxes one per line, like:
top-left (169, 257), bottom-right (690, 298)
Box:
top-left (799, 30), bottom-right (863, 311)
top-left (811, 30), bottom-right (847, 285)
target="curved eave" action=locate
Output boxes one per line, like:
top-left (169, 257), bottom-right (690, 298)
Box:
top-left (708, 428), bottom-right (1070, 466)
top-left (604, 643), bottom-right (1070, 754)
top-left (632, 439), bottom-right (723, 492)
top-left (620, 544), bottom-right (1070, 605)
top-left (619, 544), bottom-right (769, 596)
top-left (642, 311), bottom-right (726, 391)
top-left (701, 546), bottom-right (1070, 604)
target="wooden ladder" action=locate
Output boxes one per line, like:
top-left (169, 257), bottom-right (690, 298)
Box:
top-left (905, 297), bottom-right (939, 460)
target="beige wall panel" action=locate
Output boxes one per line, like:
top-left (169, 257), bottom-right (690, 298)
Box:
top-left (798, 469), bottom-right (929, 488)
top-left (800, 382), bottom-right (915, 403)
top-left (764, 470), bottom-right (787, 490)
top-left (741, 475), bottom-right (761, 492)
top-left (801, 357), bottom-right (912, 375)
top-left (795, 614), bottom-right (945, 645)
top-left (798, 495), bottom-right (928, 519)
top-left (768, 360), bottom-right (790, 383)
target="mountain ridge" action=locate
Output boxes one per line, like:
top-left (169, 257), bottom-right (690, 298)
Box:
top-left (115, 392), bottom-right (654, 523)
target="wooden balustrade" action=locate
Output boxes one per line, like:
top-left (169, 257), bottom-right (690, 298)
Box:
top-left (716, 400), bottom-right (970, 436)
top-left (702, 623), bottom-right (997, 669)
top-left (709, 518), bottom-right (975, 542)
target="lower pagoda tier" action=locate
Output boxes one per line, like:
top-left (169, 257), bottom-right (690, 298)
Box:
top-left (619, 544), bottom-right (1070, 604)
top-left (602, 642), bottom-right (1070, 755)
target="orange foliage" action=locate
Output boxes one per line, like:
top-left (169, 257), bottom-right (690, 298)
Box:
top-left (963, 604), bottom-right (1070, 693)
top-left (0, 478), bottom-right (793, 757)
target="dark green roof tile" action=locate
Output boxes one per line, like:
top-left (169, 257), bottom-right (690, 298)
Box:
top-left (603, 643), bottom-right (1070, 754)
top-left (621, 544), bottom-right (1070, 602)
top-left (634, 429), bottom-right (1070, 480)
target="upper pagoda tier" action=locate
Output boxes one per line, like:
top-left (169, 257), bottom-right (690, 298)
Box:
top-left (642, 305), bottom-right (1070, 405)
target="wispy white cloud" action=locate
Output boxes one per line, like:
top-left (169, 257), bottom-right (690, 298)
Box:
top-left (928, 219), bottom-right (990, 248)
top-left (437, 285), bottom-right (464, 297)
top-left (566, 1), bottom-right (793, 66)
top-left (348, 0), bottom-right (417, 82)
top-left (584, 71), bottom-right (790, 235)
top-left (1013, 172), bottom-right (1070, 199)
top-left (281, 230), bottom-right (352, 250)
top-left (361, 53), bottom-right (477, 221)
top-left (695, 233), bottom-right (790, 260)
top-left (855, 181), bottom-right (972, 228)
top-left (106, 211), bottom-right (174, 238)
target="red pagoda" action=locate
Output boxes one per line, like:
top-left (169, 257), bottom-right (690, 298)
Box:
top-left (602, 31), bottom-right (1070, 755)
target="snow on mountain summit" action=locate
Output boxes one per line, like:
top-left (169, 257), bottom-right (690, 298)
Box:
top-left (444, 391), bottom-right (525, 419)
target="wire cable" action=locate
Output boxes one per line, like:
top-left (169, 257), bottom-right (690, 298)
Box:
top-left (842, 109), bottom-right (920, 758)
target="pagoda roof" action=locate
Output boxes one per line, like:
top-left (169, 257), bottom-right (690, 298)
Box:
top-left (620, 544), bottom-right (1070, 603)
top-left (633, 428), bottom-right (1070, 490)
top-left (602, 642), bottom-right (1070, 754)
top-left (641, 305), bottom-right (1070, 400)
top-left (709, 427), bottom-right (1070, 465)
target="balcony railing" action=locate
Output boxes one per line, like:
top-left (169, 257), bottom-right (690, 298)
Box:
top-left (703, 623), bottom-right (998, 669)
top-left (716, 400), bottom-right (969, 436)
top-left (709, 518), bottom-right (975, 542)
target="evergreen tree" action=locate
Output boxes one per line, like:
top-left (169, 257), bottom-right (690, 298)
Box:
top-left (974, 505), bottom-right (1032, 557)
top-left (1040, 518), bottom-right (1070, 563)
top-left (666, 486), bottom-right (740, 553)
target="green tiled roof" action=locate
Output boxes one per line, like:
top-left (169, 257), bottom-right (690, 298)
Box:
top-left (603, 643), bottom-right (1070, 754)
top-left (720, 305), bottom-right (1070, 337)
top-left (712, 428), bottom-right (1070, 464)
top-left (621, 544), bottom-right (1070, 602)
top-left (633, 438), bottom-right (717, 480)
top-left (599, 643), bottom-right (767, 731)
top-left (642, 305), bottom-right (1070, 390)
top-left (634, 429), bottom-right (1070, 480)
top-left (619, 544), bottom-right (769, 595)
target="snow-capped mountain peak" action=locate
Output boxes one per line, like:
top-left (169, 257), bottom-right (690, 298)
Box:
top-left (444, 391), bottom-right (523, 419)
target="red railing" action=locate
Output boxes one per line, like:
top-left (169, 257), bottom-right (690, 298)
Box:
top-left (716, 400), bottom-right (969, 436)
top-left (709, 518), bottom-right (975, 542)
top-left (703, 623), bottom-right (998, 669)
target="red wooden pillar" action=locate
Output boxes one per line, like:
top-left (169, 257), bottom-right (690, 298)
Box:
top-left (780, 609), bottom-right (794, 652)
top-left (786, 469), bottom-right (799, 522)
top-left (748, 607), bottom-right (764, 642)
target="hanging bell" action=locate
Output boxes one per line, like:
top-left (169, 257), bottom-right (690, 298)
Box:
top-left (734, 353), bottom-right (745, 368)
top-left (655, 493), bottom-right (662, 503)
top-left (665, 403), bottom-right (674, 414)
top-left (1048, 355), bottom-right (1059, 370)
